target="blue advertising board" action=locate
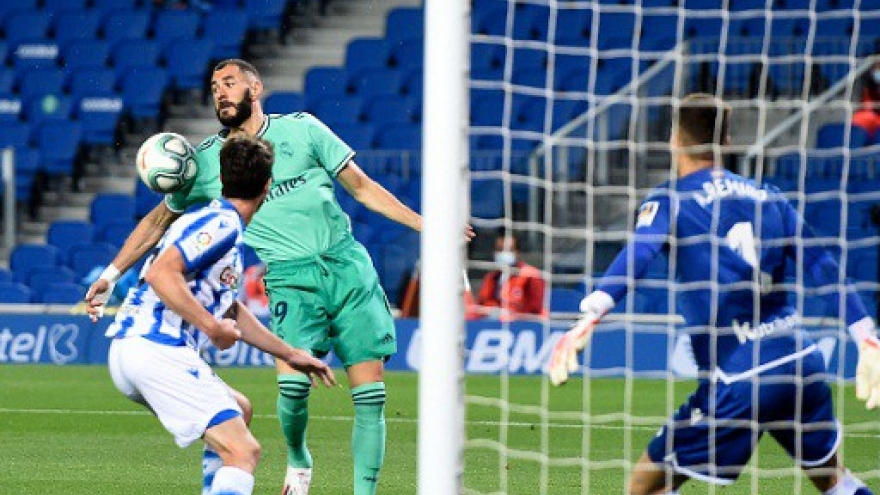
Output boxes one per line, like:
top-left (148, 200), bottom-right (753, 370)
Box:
top-left (0, 314), bottom-right (860, 379)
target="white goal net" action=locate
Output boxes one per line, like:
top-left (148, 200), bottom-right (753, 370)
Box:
top-left (455, 1), bottom-right (880, 494)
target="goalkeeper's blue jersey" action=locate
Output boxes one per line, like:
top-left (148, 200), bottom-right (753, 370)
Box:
top-left (596, 167), bottom-right (869, 375)
top-left (105, 199), bottom-right (245, 349)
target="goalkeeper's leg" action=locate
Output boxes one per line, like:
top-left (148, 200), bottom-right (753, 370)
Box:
top-left (805, 455), bottom-right (875, 495)
top-left (348, 361), bottom-right (387, 495)
top-left (277, 372), bottom-right (313, 495)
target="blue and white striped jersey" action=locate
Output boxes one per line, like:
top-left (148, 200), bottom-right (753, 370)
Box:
top-left (596, 167), bottom-right (869, 375)
top-left (105, 199), bottom-right (245, 349)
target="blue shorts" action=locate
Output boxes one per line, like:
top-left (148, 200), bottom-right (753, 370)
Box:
top-left (647, 349), bottom-right (840, 485)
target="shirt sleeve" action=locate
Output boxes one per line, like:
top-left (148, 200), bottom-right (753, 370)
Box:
top-left (596, 194), bottom-right (671, 304)
top-left (301, 113), bottom-right (356, 176)
top-left (172, 212), bottom-right (238, 273)
top-left (779, 200), bottom-right (870, 326)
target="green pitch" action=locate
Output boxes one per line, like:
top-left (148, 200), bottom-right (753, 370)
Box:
top-left (1, 365), bottom-right (878, 494)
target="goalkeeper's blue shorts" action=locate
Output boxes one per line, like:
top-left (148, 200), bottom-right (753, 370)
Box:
top-left (646, 348), bottom-right (840, 485)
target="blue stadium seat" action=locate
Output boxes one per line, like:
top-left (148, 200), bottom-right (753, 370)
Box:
top-left (48, 220), bottom-right (95, 260)
top-left (0, 122), bottom-right (30, 149)
top-left (91, 193), bottom-right (136, 229)
top-left (816, 123), bottom-right (871, 149)
top-left (93, 0), bottom-right (141, 9)
top-left (769, 14), bottom-right (811, 38)
top-left (97, 220), bottom-right (136, 248)
top-left (596, 11), bottom-right (636, 50)
top-left (401, 69), bottom-right (422, 98)
top-left (0, 94), bottom-right (22, 123)
top-left (36, 120), bottom-right (82, 176)
top-left (245, 0), bottom-right (288, 31)
top-left (102, 10), bottom-right (152, 45)
top-left (43, 0), bottom-right (88, 11)
top-left (68, 68), bottom-right (117, 97)
top-left (375, 124), bottom-right (421, 150)
top-left (471, 42), bottom-right (505, 81)
top-left (512, 47), bottom-right (547, 72)
top-left (0, 69), bottom-right (12, 93)
top-left (332, 123), bottom-right (376, 150)
top-left (27, 266), bottom-right (77, 295)
top-left (386, 7), bottom-right (423, 41)
top-left (68, 242), bottom-right (118, 279)
top-left (120, 67), bottom-right (169, 120)
top-left (153, 9), bottom-right (202, 50)
top-left (62, 40), bottom-right (111, 72)
top-left (470, 178), bottom-right (504, 219)
top-left (53, 10), bottom-right (102, 46)
top-left (351, 68), bottom-right (402, 100)
top-left (10, 243), bottom-right (59, 283)
top-left (39, 282), bottom-right (84, 304)
top-left (0, 268), bottom-right (13, 283)
top-left (555, 9), bottom-right (592, 47)
top-left (345, 38), bottom-right (393, 74)
top-left (12, 146), bottom-right (40, 202)
top-left (24, 95), bottom-right (73, 128)
top-left (4, 10), bottom-right (52, 45)
top-left (12, 40), bottom-right (60, 70)
top-left (164, 38), bottom-right (214, 92)
top-left (111, 39), bottom-right (162, 74)
top-left (0, 0), bottom-right (37, 18)
top-left (135, 179), bottom-right (162, 219)
top-left (0, 282), bottom-right (33, 303)
top-left (380, 243), bottom-right (418, 305)
top-left (76, 93), bottom-right (124, 147)
top-left (304, 67), bottom-right (350, 104)
top-left (550, 288), bottom-right (582, 312)
top-left (512, 3), bottom-right (550, 41)
top-left (472, 5), bottom-right (506, 37)
top-left (17, 68), bottom-right (66, 100)
top-left (363, 95), bottom-right (417, 125)
top-left (263, 91), bottom-right (304, 114)
top-left (311, 95), bottom-right (362, 126)
top-left (471, 88), bottom-right (505, 127)
top-left (202, 9), bottom-right (250, 59)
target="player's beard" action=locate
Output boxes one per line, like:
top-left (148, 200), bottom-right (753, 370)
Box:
top-left (216, 89), bottom-right (254, 128)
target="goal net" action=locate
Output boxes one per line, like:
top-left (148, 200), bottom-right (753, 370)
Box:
top-left (457, 1), bottom-right (880, 493)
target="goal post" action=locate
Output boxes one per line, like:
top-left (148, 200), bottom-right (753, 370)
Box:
top-left (418, 1), bottom-right (469, 494)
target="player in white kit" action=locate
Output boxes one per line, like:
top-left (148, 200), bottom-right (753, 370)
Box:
top-left (105, 135), bottom-right (336, 495)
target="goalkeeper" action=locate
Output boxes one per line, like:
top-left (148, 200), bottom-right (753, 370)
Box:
top-left (550, 93), bottom-right (876, 495)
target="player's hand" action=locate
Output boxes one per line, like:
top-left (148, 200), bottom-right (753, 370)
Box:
top-left (285, 349), bottom-right (338, 388)
top-left (85, 279), bottom-right (115, 323)
top-left (856, 336), bottom-right (880, 409)
top-left (209, 318), bottom-right (241, 350)
top-left (548, 314), bottom-right (598, 386)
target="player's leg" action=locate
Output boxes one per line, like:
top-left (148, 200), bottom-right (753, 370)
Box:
top-left (628, 451), bottom-right (688, 495)
top-left (202, 415), bottom-right (261, 495)
top-left (204, 389), bottom-right (253, 495)
top-left (347, 360), bottom-right (387, 495)
top-left (801, 454), bottom-right (874, 495)
top-left (264, 262), bottom-right (331, 495)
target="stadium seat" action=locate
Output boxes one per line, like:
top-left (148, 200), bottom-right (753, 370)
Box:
top-left (470, 178), bottom-right (505, 219)
top-left (76, 93), bottom-right (124, 148)
top-left (27, 266), bottom-right (77, 295)
top-left (263, 91), bottom-right (305, 114)
top-left (401, 69), bottom-right (423, 98)
top-left (0, 282), bottom-right (33, 303)
top-left (0, 0), bottom-right (37, 18)
top-left (304, 67), bottom-right (350, 104)
top-left (17, 68), bottom-right (66, 101)
top-left (93, 0), bottom-right (141, 9)
top-left (596, 11), bottom-right (636, 50)
top-left (0, 94), bottom-right (22, 123)
top-left (0, 122), bottom-right (30, 149)
top-left (380, 243), bottom-right (418, 305)
top-left (350, 68), bottom-right (403, 100)
top-left (153, 9), bottom-right (202, 50)
top-left (53, 10), bottom-right (102, 46)
top-left (345, 38), bottom-right (393, 74)
top-left (386, 8), bottom-right (423, 41)
top-left (555, 9), bottom-right (593, 47)
top-left (102, 10), bottom-right (152, 45)
top-left (36, 120), bottom-right (82, 176)
top-left (816, 123), bottom-right (871, 149)
top-left (311, 95), bottom-right (363, 126)
top-left (332, 123), bottom-right (376, 150)
top-left (68, 68), bottom-right (117, 97)
top-left (0, 69), bottom-right (13, 94)
top-left (135, 179), bottom-right (163, 219)
top-left (550, 288), bottom-right (582, 312)
top-left (47, 220), bottom-right (95, 260)
top-left (38, 282), bottom-right (84, 304)
top-left (12, 40), bottom-right (60, 70)
top-left (0, 268), bottom-right (12, 283)
top-left (120, 67), bottom-right (169, 121)
top-left (10, 243), bottom-right (59, 283)
top-left (512, 3), bottom-right (551, 41)
top-left (164, 39), bottom-right (214, 92)
top-left (12, 146), bottom-right (40, 202)
top-left (3, 10), bottom-right (52, 45)
top-left (68, 242), bottom-right (118, 278)
top-left (43, 0), bottom-right (88, 11)
top-left (202, 9), bottom-right (250, 59)
top-left (62, 40), bottom-right (111, 72)
top-left (111, 39), bottom-right (162, 74)
top-left (472, 4), bottom-right (507, 37)
top-left (363, 96), bottom-right (418, 126)
top-left (375, 124), bottom-right (421, 150)
top-left (245, 0), bottom-right (288, 31)
top-left (24, 95), bottom-right (73, 129)
top-left (97, 220), bottom-right (136, 248)
top-left (91, 193), bottom-right (136, 228)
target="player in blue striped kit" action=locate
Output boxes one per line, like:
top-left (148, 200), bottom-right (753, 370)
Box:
top-left (550, 93), bottom-right (877, 495)
top-left (106, 135), bottom-right (336, 495)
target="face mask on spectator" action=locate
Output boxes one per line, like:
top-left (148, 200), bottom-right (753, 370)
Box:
top-left (494, 250), bottom-right (516, 267)
top-left (873, 69), bottom-right (880, 84)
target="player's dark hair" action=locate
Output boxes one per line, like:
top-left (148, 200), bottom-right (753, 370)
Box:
top-left (214, 59), bottom-right (261, 81)
top-left (675, 93), bottom-right (731, 160)
top-left (220, 135), bottom-right (273, 200)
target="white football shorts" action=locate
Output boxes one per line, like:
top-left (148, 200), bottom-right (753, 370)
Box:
top-left (107, 337), bottom-right (242, 448)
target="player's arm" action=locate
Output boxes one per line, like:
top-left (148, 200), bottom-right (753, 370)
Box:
top-left (549, 197), bottom-right (671, 386)
top-left (227, 301), bottom-right (337, 387)
top-left (85, 201), bottom-right (181, 320)
top-left (144, 242), bottom-right (240, 350)
top-left (337, 161), bottom-right (423, 232)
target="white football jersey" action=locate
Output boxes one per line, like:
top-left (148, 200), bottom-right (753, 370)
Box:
top-left (106, 199), bottom-right (245, 349)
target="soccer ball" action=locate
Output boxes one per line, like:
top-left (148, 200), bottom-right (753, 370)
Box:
top-left (135, 132), bottom-right (198, 193)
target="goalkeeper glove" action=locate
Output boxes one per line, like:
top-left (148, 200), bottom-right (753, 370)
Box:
top-left (852, 317), bottom-right (880, 410)
top-left (548, 290), bottom-right (614, 386)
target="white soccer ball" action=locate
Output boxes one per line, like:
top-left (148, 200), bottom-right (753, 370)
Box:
top-left (135, 132), bottom-right (198, 193)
